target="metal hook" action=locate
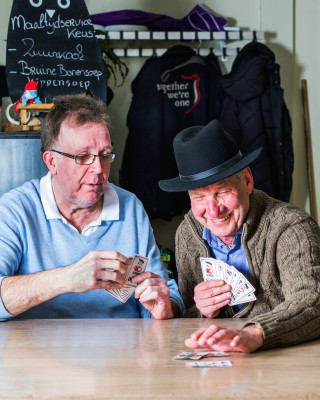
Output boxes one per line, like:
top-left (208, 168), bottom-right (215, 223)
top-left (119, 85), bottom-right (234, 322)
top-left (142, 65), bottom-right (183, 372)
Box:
top-left (196, 39), bottom-right (202, 55)
top-left (219, 39), bottom-right (228, 62)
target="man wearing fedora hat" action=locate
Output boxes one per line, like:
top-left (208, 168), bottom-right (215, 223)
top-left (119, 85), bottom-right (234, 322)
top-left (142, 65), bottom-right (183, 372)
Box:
top-left (159, 120), bottom-right (320, 352)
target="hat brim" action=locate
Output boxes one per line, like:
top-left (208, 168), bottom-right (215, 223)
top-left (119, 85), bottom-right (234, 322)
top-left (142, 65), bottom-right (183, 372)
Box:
top-left (159, 148), bottom-right (263, 192)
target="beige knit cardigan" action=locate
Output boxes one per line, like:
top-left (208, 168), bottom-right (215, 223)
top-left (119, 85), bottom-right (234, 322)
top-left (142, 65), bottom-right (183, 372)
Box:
top-left (175, 189), bottom-right (320, 349)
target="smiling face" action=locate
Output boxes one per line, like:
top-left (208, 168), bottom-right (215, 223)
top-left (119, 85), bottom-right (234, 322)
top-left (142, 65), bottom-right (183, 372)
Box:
top-left (188, 168), bottom-right (254, 247)
top-left (44, 119), bottom-right (112, 212)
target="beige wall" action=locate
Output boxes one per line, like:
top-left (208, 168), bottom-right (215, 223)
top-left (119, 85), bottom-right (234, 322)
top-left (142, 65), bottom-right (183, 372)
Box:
top-left (1, 0), bottom-right (319, 249)
top-left (295, 0), bottom-right (320, 218)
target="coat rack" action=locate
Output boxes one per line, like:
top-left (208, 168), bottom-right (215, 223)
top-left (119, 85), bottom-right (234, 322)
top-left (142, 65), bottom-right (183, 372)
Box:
top-left (102, 29), bottom-right (265, 59)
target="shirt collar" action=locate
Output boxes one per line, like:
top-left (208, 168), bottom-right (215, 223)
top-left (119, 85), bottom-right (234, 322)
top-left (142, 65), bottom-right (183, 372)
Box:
top-left (203, 225), bottom-right (243, 249)
top-left (40, 171), bottom-right (119, 222)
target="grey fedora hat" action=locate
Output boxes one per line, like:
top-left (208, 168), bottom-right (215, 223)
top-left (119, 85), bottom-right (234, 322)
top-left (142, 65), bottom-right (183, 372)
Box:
top-left (158, 120), bottom-right (263, 192)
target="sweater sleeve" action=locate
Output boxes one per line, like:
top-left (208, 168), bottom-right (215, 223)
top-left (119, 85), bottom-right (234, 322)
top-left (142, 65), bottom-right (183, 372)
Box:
top-left (245, 216), bottom-right (320, 349)
top-left (0, 198), bottom-right (25, 321)
top-left (175, 220), bottom-right (203, 317)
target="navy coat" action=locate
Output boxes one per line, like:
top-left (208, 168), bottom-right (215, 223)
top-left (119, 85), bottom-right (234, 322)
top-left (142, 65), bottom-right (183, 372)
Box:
top-left (120, 45), bottom-right (223, 220)
top-left (220, 41), bottom-right (293, 202)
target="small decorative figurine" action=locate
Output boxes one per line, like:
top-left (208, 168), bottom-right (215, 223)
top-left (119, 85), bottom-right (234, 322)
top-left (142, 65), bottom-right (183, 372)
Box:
top-left (14, 80), bottom-right (42, 113)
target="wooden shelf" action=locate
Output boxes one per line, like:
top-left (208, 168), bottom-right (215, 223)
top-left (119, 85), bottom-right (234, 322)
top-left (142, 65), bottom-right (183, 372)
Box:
top-left (16, 103), bottom-right (54, 112)
top-left (15, 103), bottom-right (54, 130)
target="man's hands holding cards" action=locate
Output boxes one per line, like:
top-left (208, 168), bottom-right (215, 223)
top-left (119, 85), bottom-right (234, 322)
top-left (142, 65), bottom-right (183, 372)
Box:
top-left (133, 270), bottom-right (174, 319)
top-left (194, 280), bottom-right (232, 318)
top-left (68, 250), bottom-right (130, 292)
top-left (106, 255), bottom-right (149, 303)
top-left (195, 258), bottom-right (256, 318)
top-left (106, 255), bottom-right (175, 319)
top-left (187, 257), bottom-right (262, 353)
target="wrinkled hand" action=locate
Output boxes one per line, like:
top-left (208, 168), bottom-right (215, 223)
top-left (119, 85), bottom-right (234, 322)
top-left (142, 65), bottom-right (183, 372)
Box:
top-left (185, 324), bottom-right (264, 353)
top-left (66, 250), bottom-right (130, 292)
top-left (132, 272), bottom-right (174, 319)
top-left (194, 280), bottom-right (232, 318)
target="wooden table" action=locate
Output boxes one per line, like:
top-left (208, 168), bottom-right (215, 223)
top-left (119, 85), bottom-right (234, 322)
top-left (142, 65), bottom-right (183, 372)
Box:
top-left (0, 318), bottom-right (319, 400)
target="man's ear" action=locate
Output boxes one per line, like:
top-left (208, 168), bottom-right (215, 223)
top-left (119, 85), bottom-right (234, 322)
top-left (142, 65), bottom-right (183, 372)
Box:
top-left (43, 151), bottom-right (57, 175)
top-left (243, 167), bottom-right (254, 196)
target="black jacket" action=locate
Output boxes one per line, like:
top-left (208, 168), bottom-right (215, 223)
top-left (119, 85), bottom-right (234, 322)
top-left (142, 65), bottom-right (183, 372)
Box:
top-left (219, 41), bottom-right (293, 201)
top-left (120, 45), bottom-right (223, 220)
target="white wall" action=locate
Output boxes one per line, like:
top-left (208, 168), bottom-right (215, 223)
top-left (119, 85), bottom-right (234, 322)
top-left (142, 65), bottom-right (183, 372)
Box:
top-left (0, 2), bottom-right (12, 65)
top-left (1, 0), bottom-right (318, 249)
top-left (295, 0), bottom-right (320, 218)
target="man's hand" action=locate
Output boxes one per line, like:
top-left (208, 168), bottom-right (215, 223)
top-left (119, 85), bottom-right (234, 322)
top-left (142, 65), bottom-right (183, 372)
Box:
top-left (1, 250), bottom-right (131, 316)
top-left (185, 324), bottom-right (264, 353)
top-left (66, 250), bottom-right (130, 292)
top-left (132, 272), bottom-right (174, 319)
top-left (194, 280), bottom-right (232, 318)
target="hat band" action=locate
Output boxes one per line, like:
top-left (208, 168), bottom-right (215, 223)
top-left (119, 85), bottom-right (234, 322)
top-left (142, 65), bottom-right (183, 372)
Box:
top-left (179, 151), bottom-right (242, 182)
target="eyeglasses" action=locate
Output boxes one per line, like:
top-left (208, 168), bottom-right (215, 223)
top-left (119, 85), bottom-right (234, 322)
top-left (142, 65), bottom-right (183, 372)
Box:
top-left (49, 149), bottom-right (115, 165)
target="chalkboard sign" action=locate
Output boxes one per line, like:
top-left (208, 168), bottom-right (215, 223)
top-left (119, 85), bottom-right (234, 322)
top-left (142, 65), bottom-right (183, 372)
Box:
top-left (6, 0), bottom-right (106, 104)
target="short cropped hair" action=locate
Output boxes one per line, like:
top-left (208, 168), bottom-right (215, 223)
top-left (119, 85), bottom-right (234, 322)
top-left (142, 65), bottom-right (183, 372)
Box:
top-left (41, 94), bottom-right (111, 153)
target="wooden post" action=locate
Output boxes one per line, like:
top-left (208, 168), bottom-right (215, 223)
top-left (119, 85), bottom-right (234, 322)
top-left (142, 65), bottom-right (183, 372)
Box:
top-left (301, 79), bottom-right (317, 219)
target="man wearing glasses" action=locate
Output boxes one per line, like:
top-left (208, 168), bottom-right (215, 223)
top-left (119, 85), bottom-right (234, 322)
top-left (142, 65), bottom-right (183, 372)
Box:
top-left (0, 94), bottom-right (185, 321)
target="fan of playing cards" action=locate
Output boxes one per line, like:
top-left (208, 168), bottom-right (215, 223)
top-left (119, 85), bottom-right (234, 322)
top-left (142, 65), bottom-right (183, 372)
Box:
top-left (106, 255), bottom-right (148, 303)
top-left (200, 257), bottom-right (256, 306)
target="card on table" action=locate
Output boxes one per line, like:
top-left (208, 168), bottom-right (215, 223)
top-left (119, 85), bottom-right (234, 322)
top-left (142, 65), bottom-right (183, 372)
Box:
top-left (173, 352), bottom-right (204, 360)
top-left (173, 351), bottom-right (229, 360)
top-left (200, 257), bottom-right (256, 306)
top-left (187, 360), bottom-right (233, 368)
top-left (106, 254), bottom-right (148, 303)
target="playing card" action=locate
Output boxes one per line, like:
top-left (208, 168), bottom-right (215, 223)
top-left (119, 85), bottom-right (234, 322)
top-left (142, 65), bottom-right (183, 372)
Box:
top-left (199, 257), bottom-right (256, 307)
top-left (236, 292), bottom-right (257, 304)
top-left (106, 255), bottom-right (148, 303)
top-left (187, 360), bottom-right (233, 368)
top-left (126, 255), bottom-right (148, 283)
top-left (173, 352), bottom-right (196, 360)
top-left (173, 351), bottom-right (229, 360)
top-left (229, 269), bottom-right (241, 292)
top-left (200, 258), bottom-right (219, 281)
top-left (173, 352), bottom-right (204, 360)
top-left (218, 261), bottom-right (227, 281)
top-left (230, 280), bottom-right (255, 305)
top-left (225, 265), bottom-right (234, 285)
top-left (233, 273), bottom-right (246, 293)
top-left (196, 351), bottom-right (230, 358)
top-left (229, 286), bottom-right (257, 306)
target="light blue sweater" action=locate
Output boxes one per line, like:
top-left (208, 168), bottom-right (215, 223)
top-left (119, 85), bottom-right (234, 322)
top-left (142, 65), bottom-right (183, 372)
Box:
top-left (0, 180), bottom-right (185, 320)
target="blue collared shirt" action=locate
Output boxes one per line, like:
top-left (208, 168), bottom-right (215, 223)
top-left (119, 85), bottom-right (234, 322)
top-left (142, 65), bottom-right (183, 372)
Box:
top-left (0, 173), bottom-right (186, 320)
top-left (203, 226), bottom-right (249, 279)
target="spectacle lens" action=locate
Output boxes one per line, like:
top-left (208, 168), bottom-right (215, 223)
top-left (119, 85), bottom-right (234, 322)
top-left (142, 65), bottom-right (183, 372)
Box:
top-left (75, 153), bottom-right (115, 165)
top-left (49, 149), bottom-right (115, 165)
